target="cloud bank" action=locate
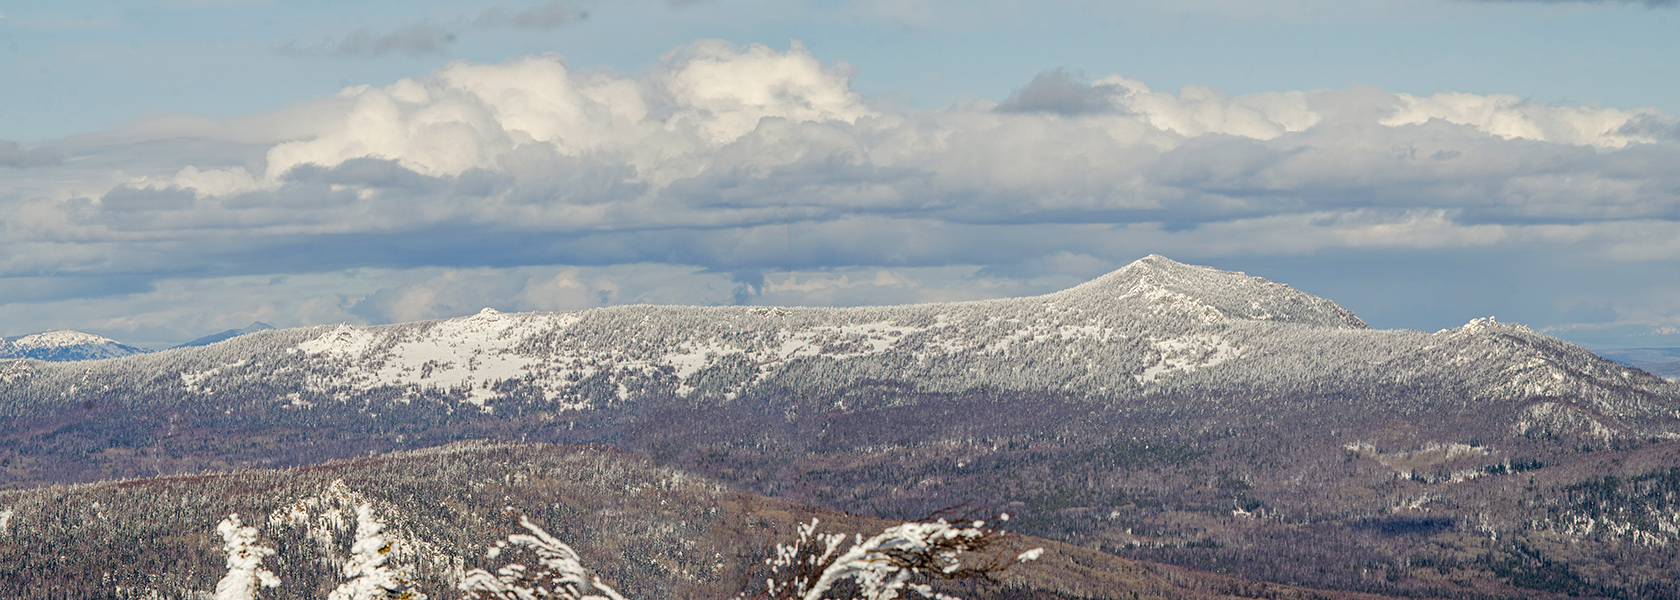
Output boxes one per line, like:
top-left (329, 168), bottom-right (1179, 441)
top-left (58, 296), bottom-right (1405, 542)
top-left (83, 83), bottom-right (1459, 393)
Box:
top-left (5, 39), bottom-right (1680, 345)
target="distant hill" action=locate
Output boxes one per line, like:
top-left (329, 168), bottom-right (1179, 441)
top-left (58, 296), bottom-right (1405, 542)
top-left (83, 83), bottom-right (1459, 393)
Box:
top-left (0, 330), bottom-right (148, 362)
top-left (171, 321), bottom-right (275, 348)
top-left (4, 255), bottom-right (1680, 598)
top-left (1597, 347), bottom-right (1680, 380)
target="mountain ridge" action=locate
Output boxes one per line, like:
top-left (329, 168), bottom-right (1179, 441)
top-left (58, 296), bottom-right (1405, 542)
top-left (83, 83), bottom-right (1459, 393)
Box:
top-left (6, 256), bottom-right (1680, 598)
top-left (2, 255), bottom-right (1673, 442)
top-left (0, 329), bottom-right (150, 362)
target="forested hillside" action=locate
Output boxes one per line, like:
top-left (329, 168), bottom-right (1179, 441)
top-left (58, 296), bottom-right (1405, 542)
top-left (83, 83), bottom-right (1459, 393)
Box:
top-left (4, 256), bottom-right (1679, 598)
top-left (0, 441), bottom-right (1429, 600)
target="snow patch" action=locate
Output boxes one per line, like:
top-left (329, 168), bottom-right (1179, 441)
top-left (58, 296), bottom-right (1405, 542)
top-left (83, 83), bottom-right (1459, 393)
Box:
top-left (1511, 401), bottom-right (1614, 440)
top-left (291, 313), bottom-right (582, 408)
top-left (181, 360), bottom-right (247, 392)
top-left (296, 325), bottom-right (378, 358)
top-left (1136, 334), bottom-right (1241, 384)
top-left (1121, 283), bottom-right (1227, 323)
top-left (1344, 441), bottom-right (1492, 481)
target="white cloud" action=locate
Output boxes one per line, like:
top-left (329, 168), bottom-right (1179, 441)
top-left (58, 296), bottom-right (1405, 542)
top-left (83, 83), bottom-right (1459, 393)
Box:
top-left (1383, 90), bottom-right (1668, 148)
top-left (7, 40), bottom-right (1680, 343)
top-left (257, 39), bottom-right (869, 187)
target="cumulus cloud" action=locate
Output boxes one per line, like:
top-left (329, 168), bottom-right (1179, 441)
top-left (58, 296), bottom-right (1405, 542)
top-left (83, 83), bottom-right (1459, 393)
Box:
top-left (7, 39), bottom-right (1680, 343)
top-left (1382, 91), bottom-right (1670, 148)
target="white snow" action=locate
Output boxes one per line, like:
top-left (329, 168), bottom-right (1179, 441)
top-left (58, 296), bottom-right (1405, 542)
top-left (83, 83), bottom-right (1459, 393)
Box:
top-left (666, 342), bottom-right (739, 380)
top-left (1120, 283), bottom-right (1228, 324)
top-left (74, 255), bottom-right (1644, 430)
top-left (181, 360), bottom-right (246, 392)
top-left (214, 513), bottom-right (280, 600)
top-left (1136, 334), bottom-right (1242, 384)
top-left (294, 312), bottom-right (578, 407)
top-left (327, 504), bottom-right (418, 600)
top-left (296, 324), bottom-right (379, 358)
top-left (10, 330), bottom-right (121, 350)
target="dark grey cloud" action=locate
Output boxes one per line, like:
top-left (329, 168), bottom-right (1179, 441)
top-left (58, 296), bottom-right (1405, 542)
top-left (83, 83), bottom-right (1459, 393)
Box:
top-left (287, 2), bottom-right (587, 58)
top-left (0, 140), bottom-right (62, 168)
top-left (1469, 0), bottom-right (1674, 5)
top-left (996, 68), bottom-right (1121, 115)
top-left (0, 274), bottom-right (158, 305)
top-left (328, 22), bottom-right (458, 57)
top-left (1616, 113), bottom-right (1680, 141)
top-left (729, 270), bottom-right (763, 305)
top-left (473, 1), bottom-right (588, 29)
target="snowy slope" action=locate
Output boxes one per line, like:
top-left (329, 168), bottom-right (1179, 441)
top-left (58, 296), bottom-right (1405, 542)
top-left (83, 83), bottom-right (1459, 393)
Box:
top-left (3, 256), bottom-right (1677, 441)
top-left (0, 330), bottom-right (150, 362)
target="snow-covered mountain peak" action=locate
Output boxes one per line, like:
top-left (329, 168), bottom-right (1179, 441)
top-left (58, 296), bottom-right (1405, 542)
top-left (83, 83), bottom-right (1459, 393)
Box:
top-left (1057, 256), bottom-right (1369, 329)
top-left (1, 330), bottom-right (149, 362)
top-left (295, 324), bottom-right (377, 358)
top-left (1435, 317), bottom-right (1537, 337)
top-left (12, 330), bottom-right (120, 349)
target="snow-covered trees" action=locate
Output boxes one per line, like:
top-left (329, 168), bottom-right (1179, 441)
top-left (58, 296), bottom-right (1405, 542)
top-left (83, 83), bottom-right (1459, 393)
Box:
top-left (743, 515), bottom-right (1039, 600)
top-left (215, 513), bottom-right (280, 600)
top-left (328, 503), bottom-right (427, 600)
top-left (458, 516), bottom-right (626, 600)
top-left (209, 503), bottom-right (1035, 600)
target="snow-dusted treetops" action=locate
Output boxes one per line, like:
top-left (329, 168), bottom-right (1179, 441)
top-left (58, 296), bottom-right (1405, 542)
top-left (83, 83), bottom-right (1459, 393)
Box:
top-left (3, 255), bottom-right (1677, 441)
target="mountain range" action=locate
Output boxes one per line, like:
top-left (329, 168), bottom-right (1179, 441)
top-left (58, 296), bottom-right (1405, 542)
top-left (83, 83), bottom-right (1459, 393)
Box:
top-left (0, 321), bottom-right (276, 362)
top-left (3, 255), bottom-right (1679, 599)
top-left (1598, 347), bottom-right (1680, 380)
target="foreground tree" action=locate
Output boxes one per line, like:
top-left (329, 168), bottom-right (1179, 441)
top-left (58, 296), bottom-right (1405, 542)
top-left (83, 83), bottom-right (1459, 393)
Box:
top-left (739, 515), bottom-right (1038, 600)
top-left (457, 515), bottom-right (627, 600)
top-left (329, 503), bottom-right (428, 600)
top-left (215, 513), bottom-right (281, 600)
top-left (214, 503), bottom-right (1035, 600)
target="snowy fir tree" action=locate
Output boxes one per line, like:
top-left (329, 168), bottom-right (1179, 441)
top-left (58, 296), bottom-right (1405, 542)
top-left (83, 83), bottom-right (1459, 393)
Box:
top-left (215, 513), bottom-right (281, 600)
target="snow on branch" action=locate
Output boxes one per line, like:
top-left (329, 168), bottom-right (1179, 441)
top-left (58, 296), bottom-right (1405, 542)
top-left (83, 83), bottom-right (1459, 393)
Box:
top-left (458, 515), bottom-right (627, 600)
top-left (215, 513), bottom-right (280, 600)
top-left (328, 503), bottom-right (428, 600)
top-left (207, 503), bottom-right (1039, 600)
top-left (747, 513), bottom-right (1040, 600)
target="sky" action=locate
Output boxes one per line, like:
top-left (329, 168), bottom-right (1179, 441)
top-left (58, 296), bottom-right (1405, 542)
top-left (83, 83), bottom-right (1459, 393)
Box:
top-left (1, 0), bottom-right (1679, 350)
